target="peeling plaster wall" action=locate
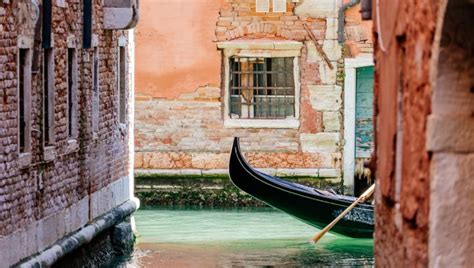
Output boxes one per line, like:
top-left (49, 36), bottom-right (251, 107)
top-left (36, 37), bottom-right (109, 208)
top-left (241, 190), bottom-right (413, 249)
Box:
top-left (134, 0), bottom-right (224, 99)
top-left (134, 0), bottom-right (364, 177)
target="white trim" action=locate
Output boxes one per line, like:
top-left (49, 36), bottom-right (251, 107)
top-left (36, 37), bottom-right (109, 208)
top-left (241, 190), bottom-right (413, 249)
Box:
top-left (343, 55), bottom-right (374, 193)
top-left (224, 118), bottom-right (300, 129)
top-left (91, 34), bottom-right (99, 48)
top-left (118, 36), bottom-right (127, 47)
top-left (221, 47), bottom-right (302, 129)
top-left (217, 40), bottom-right (302, 50)
top-left (134, 168), bottom-right (334, 178)
top-left (66, 35), bottom-right (76, 48)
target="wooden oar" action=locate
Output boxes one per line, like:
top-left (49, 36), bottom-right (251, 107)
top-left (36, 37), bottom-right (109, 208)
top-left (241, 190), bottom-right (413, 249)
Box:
top-left (311, 184), bottom-right (375, 243)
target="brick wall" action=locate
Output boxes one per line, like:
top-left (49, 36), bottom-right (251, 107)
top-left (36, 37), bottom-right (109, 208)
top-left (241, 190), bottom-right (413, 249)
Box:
top-left (135, 0), bottom-right (351, 178)
top-left (374, 0), bottom-right (474, 266)
top-left (0, 0), bottom-right (132, 265)
top-left (344, 3), bottom-right (373, 57)
top-left (373, 0), bottom-right (437, 266)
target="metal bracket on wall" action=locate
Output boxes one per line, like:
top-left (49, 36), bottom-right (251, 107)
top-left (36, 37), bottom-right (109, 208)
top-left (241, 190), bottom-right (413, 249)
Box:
top-left (303, 24), bottom-right (334, 70)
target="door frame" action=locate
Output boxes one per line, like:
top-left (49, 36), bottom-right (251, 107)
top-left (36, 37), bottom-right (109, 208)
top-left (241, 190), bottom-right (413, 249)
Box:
top-left (343, 55), bottom-right (374, 194)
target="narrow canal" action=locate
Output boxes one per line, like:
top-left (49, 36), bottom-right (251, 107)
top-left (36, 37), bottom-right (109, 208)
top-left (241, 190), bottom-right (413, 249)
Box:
top-left (113, 207), bottom-right (374, 267)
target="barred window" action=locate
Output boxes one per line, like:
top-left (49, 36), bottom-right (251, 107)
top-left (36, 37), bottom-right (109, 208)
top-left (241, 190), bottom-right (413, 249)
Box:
top-left (229, 57), bottom-right (295, 119)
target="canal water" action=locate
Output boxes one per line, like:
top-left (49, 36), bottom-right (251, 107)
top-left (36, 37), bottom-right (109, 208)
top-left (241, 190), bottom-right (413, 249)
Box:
top-left (116, 207), bottom-right (374, 267)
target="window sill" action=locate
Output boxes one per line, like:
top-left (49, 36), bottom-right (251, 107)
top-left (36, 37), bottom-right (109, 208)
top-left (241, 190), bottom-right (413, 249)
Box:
top-left (66, 139), bottom-right (79, 154)
top-left (118, 123), bottom-right (128, 135)
top-left (92, 132), bottom-right (99, 141)
top-left (224, 118), bottom-right (300, 129)
top-left (18, 152), bottom-right (32, 168)
top-left (43, 146), bottom-right (56, 162)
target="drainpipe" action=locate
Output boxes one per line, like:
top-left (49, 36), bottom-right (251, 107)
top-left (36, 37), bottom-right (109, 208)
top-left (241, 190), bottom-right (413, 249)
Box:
top-left (338, 0), bottom-right (360, 44)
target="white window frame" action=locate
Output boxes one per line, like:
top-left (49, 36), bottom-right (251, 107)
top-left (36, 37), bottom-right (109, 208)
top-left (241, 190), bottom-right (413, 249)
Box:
top-left (343, 55), bottom-right (374, 193)
top-left (218, 40), bottom-right (302, 129)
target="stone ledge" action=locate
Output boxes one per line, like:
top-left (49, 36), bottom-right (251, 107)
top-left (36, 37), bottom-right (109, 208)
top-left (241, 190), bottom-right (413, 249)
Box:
top-left (217, 40), bottom-right (303, 50)
top-left (65, 139), bottom-right (79, 154)
top-left (16, 200), bottom-right (138, 267)
top-left (224, 118), bottom-right (300, 129)
top-left (18, 152), bottom-right (32, 168)
top-left (135, 168), bottom-right (341, 178)
top-left (43, 146), bottom-right (56, 162)
top-left (319, 168), bottom-right (341, 178)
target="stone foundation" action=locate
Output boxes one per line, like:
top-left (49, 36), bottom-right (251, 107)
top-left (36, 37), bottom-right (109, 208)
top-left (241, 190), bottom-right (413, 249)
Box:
top-left (17, 201), bottom-right (137, 267)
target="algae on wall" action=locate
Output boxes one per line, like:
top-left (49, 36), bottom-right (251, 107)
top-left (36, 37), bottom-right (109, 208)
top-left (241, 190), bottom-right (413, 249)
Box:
top-left (135, 174), bottom-right (344, 207)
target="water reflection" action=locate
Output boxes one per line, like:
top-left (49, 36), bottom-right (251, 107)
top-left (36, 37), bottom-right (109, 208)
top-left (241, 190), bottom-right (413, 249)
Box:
top-left (114, 207), bottom-right (373, 267)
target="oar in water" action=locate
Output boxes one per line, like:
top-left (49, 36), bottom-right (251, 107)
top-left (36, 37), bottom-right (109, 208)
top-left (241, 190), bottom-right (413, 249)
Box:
top-left (311, 184), bottom-right (376, 243)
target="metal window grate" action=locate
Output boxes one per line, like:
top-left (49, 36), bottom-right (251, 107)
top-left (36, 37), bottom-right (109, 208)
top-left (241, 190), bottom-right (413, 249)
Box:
top-left (229, 57), bottom-right (295, 119)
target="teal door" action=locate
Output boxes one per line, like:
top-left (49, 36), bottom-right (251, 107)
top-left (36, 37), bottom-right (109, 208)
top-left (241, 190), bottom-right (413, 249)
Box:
top-left (355, 66), bottom-right (374, 159)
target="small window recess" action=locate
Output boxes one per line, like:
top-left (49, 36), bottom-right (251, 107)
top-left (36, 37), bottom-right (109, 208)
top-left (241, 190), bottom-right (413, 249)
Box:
top-left (43, 47), bottom-right (56, 161)
top-left (66, 43), bottom-right (79, 153)
top-left (92, 41), bottom-right (100, 139)
top-left (17, 39), bottom-right (33, 167)
top-left (118, 37), bottom-right (127, 128)
top-left (83, 0), bottom-right (93, 49)
top-left (217, 40), bottom-right (302, 129)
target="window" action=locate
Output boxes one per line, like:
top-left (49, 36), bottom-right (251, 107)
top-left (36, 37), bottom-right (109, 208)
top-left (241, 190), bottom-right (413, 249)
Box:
top-left (118, 46), bottom-right (126, 124)
top-left (67, 48), bottom-right (78, 138)
top-left (92, 47), bottom-right (99, 133)
top-left (43, 48), bottom-right (54, 146)
top-left (229, 57), bottom-right (295, 119)
top-left (18, 48), bottom-right (32, 154)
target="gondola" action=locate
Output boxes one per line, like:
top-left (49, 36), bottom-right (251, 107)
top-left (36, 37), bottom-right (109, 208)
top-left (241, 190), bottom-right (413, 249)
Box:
top-left (228, 137), bottom-right (374, 238)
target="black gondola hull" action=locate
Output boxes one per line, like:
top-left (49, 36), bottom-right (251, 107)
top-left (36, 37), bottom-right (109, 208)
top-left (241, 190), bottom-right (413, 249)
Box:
top-left (229, 137), bottom-right (374, 238)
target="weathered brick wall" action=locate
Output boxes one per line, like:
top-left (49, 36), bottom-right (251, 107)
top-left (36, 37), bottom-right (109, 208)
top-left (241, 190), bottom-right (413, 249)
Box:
top-left (373, 0), bottom-right (439, 266)
top-left (135, 0), bottom-right (347, 177)
top-left (0, 0), bottom-right (132, 264)
top-left (375, 0), bottom-right (474, 266)
top-left (344, 3), bottom-right (373, 57)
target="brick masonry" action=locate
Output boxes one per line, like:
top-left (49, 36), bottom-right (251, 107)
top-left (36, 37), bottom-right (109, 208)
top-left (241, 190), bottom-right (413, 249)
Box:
top-left (374, 0), bottom-right (474, 266)
top-left (135, 0), bottom-right (372, 177)
top-left (0, 0), bottom-right (134, 265)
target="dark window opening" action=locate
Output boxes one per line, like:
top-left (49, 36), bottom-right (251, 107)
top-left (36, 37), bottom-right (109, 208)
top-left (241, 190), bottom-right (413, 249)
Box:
top-left (229, 57), bottom-right (295, 119)
top-left (67, 48), bottom-right (76, 138)
top-left (83, 0), bottom-right (92, 49)
top-left (42, 0), bottom-right (52, 49)
top-left (43, 48), bottom-right (53, 145)
top-left (119, 46), bottom-right (126, 124)
top-left (19, 49), bottom-right (27, 152)
top-left (92, 47), bottom-right (99, 133)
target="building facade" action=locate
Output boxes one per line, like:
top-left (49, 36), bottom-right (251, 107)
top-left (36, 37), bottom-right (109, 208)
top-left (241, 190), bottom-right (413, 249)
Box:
top-left (373, 0), bottom-right (474, 266)
top-left (0, 0), bottom-right (138, 266)
top-left (135, 0), bottom-right (373, 192)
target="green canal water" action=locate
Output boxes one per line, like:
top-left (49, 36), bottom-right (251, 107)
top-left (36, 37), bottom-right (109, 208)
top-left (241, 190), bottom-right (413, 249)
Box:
top-left (117, 207), bottom-right (374, 267)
